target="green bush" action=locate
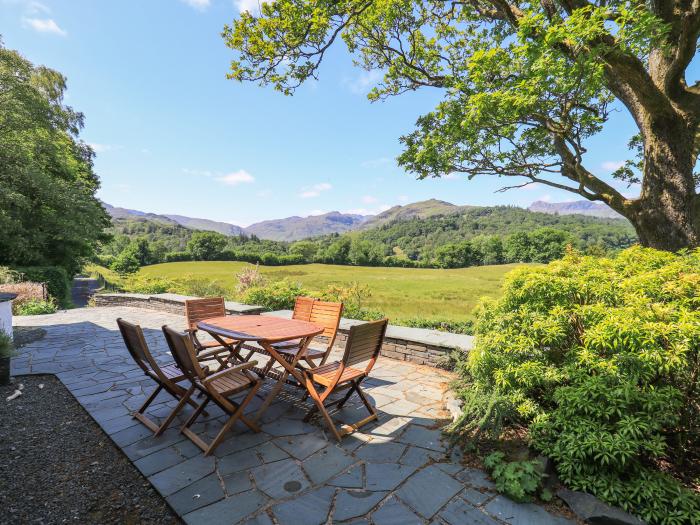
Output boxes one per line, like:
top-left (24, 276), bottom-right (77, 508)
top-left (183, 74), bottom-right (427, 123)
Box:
top-left (398, 317), bottom-right (474, 334)
top-left (0, 331), bottom-right (13, 359)
top-left (13, 266), bottom-right (70, 306)
top-left (242, 280), bottom-right (309, 310)
top-left (319, 282), bottom-right (385, 321)
top-left (123, 275), bottom-right (176, 294)
top-left (14, 299), bottom-right (58, 316)
top-left (454, 247), bottom-right (700, 524)
top-left (483, 452), bottom-right (548, 503)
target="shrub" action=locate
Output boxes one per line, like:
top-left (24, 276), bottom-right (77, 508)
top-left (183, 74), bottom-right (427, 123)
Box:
top-left (242, 280), bottom-right (309, 310)
top-left (397, 317), bottom-right (474, 335)
top-left (453, 247), bottom-right (700, 524)
top-left (0, 331), bottom-right (13, 359)
top-left (236, 264), bottom-right (267, 294)
top-left (123, 275), bottom-right (176, 294)
top-left (13, 266), bottom-right (70, 306)
top-left (176, 276), bottom-right (231, 299)
top-left (483, 452), bottom-right (548, 503)
top-left (319, 282), bottom-right (385, 321)
top-left (14, 299), bottom-right (58, 316)
top-left (163, 251), bottom-right (192, 263)
top-left (3, 282), bottom-right (48, 314)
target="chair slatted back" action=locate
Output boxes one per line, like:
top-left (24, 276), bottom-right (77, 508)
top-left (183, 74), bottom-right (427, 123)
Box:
top-left (185, 297), bottom-right (226, 331)
top-left (162, 325), bottom-right (207, 381)
top-left (291, 296), bottom-right (315, 322)
top-left (343, 318), bottom-right (388, 369)
top-left (309, 300), bottom-right (343, 341)
top-left (117, 318), bottom-right (158, 375)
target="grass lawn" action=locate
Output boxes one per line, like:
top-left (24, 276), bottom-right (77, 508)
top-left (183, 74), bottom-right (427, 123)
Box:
top-left (137, 262), bottom-right (532, 321)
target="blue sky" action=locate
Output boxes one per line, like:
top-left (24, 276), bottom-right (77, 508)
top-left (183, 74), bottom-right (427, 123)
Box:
top-left (2, 0), bottom-right (649, 226)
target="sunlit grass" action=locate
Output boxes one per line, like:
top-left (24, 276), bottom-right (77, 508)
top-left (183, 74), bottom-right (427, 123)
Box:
top-left (136, 262), bottom-right (534, 321)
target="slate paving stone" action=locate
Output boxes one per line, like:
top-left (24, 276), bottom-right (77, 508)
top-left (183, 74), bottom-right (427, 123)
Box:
top-left (241, 512), bottom-right (275, 525)
top-left (457, 467), bottom-right (496, 490)
top-left (183, 489), bottom-right (268, 525)
top-left (98, 413), bottom-right (140, 435)
top-left (222, 470), bottom-right (253, 496)
top-left (395, 465), bottom-right (463, 519)
top-left (122, 428), bottom-right (187, 461)
top-left (213, 431), bottom-right (269, 457)
top-left (440, 498), bottom-right (500, 525)
top-left (166, 473), bottom-right (225, 515)
top-left (355, 440), bottom-right (407, 463)
top-left (272, 485), bottom-right (335, 525)
top-left (134, 445), bottom-right (188, 477)
top-left (435, 462), bottom-right (462, 475)
top-left (261, 417), bottom-right (314, 437)
top-left (273, 432), bottom-right (329, 460)
top-left (303, 445), bottom-right (356, 484)
top-left (365, 463), bottom-right (417, 491)
top-left (333, 490), bottom-right (388, 521)
top-left (219, 449), bottom-right (264, 475)
top-left (251, 457), bottom-right (310, 499)
top-left (148, 454), bottom-right (217, 497)
top-left (328, 464), bottom-right (364, 489)
top-left (256, 441), bottom-right (290, 463)
top-left (110, 421), bottom-right (154, 447)
top-left (484, 496), bottom-right (573, 525)
top-left (371, 496), bottom-right (423, 525)
top-left (398, 424), bottom-right (446, 452)
top-left (399, 445), bottom-right (441, 467)
top-left (462, 487), bottom-right (492, 507)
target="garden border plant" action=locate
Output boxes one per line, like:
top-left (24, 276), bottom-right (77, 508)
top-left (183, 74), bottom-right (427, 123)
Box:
top-left (450, 246), bottom-right (700, 525)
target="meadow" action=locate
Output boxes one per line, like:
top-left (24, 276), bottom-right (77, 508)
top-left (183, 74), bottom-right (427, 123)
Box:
top-left (136, 261), bottom-right (531, 321)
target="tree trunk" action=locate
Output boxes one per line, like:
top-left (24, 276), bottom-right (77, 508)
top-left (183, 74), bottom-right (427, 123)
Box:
top-left (621, 114), bottom-right (700, 251)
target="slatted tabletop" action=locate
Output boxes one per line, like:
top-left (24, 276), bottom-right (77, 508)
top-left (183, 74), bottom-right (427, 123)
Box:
top-left (197, 315), bottom-right (324, 344)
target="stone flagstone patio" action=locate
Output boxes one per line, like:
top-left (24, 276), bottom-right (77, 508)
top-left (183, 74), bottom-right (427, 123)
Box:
top-left (12, 306), bottom-right (573, 525)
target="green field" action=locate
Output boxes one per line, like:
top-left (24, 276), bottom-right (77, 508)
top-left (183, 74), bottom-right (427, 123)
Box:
top-left (138, 262), bottom-right (531, 321)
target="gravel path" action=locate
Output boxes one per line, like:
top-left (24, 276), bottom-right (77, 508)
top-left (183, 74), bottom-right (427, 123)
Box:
top-left (0, 375), bottom-right (180, 524)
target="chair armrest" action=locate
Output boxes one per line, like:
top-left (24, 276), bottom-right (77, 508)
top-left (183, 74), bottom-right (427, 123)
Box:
top-left (202, 360), bottom-right (259, 385)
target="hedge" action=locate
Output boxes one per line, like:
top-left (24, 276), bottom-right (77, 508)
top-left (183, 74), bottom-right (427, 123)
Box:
top-left (13, 266), bottom-right (71, 307)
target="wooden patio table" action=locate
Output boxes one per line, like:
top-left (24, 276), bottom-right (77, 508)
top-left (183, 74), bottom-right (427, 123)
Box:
top-left (197, 315), bottom-right (324, 422)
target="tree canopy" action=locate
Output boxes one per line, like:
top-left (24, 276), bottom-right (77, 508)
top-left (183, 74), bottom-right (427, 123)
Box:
top-left (223, 0), bottom-right (700, 250)
top-left (0, 42), bottom-right (109, 275)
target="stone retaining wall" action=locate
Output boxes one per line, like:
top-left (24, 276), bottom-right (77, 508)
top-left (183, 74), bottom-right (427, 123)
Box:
top-left (91, 293), bottom-right (473, 367)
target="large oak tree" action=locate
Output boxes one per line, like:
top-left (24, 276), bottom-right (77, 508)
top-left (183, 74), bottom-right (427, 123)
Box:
top-left (223, 0), bottom-right (700, 250)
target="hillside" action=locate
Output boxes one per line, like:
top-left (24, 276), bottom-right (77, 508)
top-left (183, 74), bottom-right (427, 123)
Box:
top-left (245, 211), bottom-right (368, 241)
top-left (103, 202), bottom-right (366, 240)
top-left (353, 205), bottom-right (636, 259)
top-left (363, 199), bottom-right (468, 228)
top-left (528, 200), bottom-right (622, 219)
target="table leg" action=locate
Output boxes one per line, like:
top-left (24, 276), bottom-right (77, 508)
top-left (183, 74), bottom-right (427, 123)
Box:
top-left (252, 337), bottom-right (313, 423)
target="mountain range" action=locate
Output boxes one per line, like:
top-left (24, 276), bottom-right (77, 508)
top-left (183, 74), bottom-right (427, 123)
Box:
top-left (103, 197), bottom-right (623, 242)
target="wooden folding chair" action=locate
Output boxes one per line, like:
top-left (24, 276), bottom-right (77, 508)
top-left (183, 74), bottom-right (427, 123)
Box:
top-left (162, 325), bottom-right (262, 456)
top-left (117, 318), bottom-right (204, 436)
top-left (302, 318), bottom-right (388, 441)
top-left (275, 299), bottom-right (343, 367)
top-left (185, 297), bottom-right (242, 369)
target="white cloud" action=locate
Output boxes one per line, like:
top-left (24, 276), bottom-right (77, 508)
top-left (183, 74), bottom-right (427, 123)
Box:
top-left (22, 17), bottom-right (66, 36)
top-left (361, 195), bottom-right (378, 204)
top-left (299, 182), bottom-right (332, 198)
top-left (602, 160), bottom-right (625, 171)
top-left (308, 209), bottom-right (329, 216)
top-left (180, 0), bottom-right (210, 10)
top-left (538, 194), bottom-right (553, 202)
top-left (216, 169), bottom-right (255, 186)
top-left (345, 69), bottom-right (384, 95)
top-left (398, 195), bottom-right (410, 203)
top-left (235, 0), bottom-right (269, 14)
